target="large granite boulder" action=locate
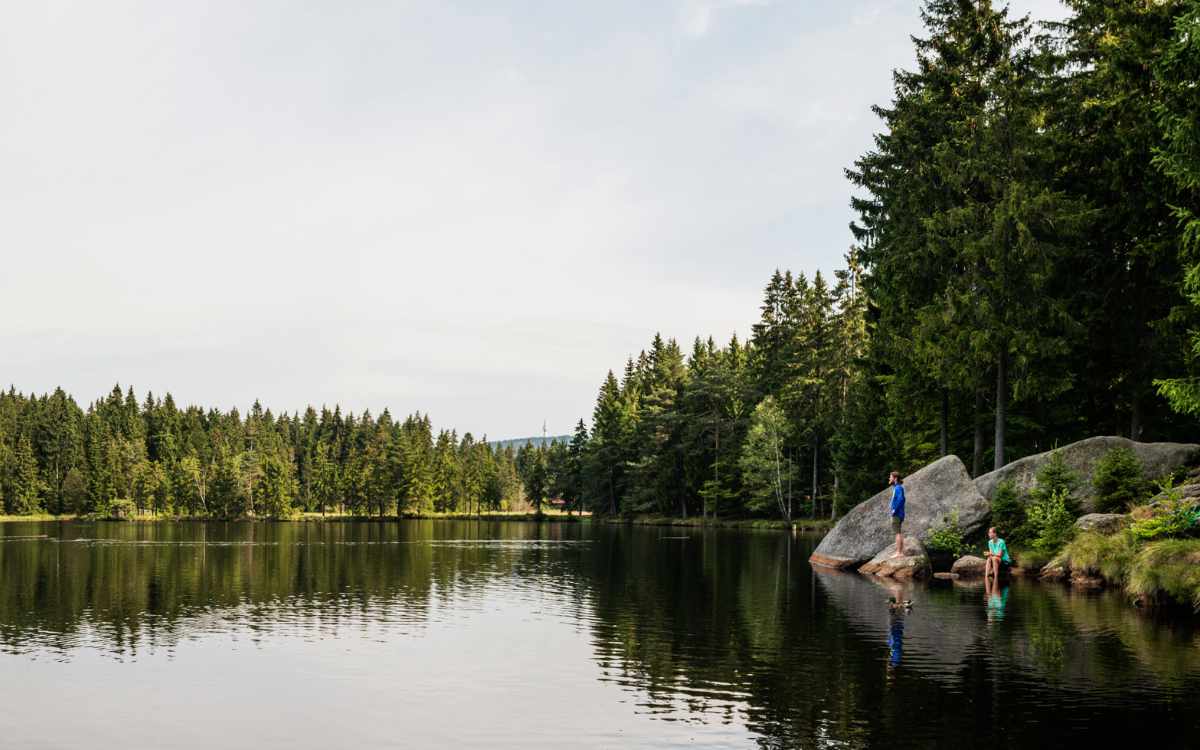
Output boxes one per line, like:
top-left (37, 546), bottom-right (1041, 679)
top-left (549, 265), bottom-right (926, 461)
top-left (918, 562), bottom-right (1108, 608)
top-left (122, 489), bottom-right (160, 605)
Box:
top-left (1074, 513), bottom-right (1128, 535)
top-left (810, 455), bottom-right (988, 569)
top-left (950, 555), bottom-right (987, 577)
top-left (858, 537), bottom-right (930, 579)
top-left (974, 437), bottom-right (1200, 513)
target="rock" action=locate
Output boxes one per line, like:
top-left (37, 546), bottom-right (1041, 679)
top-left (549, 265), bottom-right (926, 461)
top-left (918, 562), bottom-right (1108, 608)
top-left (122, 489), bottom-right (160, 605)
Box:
top-left (1009, 566), bottom-right (1033, 577)
top-left (810, 455), bottom-right (988, 569)
top-left (974, 436), bottom-right (1200, 513)
top-left (1074, 513), bottom-right (1128, 535)
top-left (1040, 564), bottom-right (1068, 581)
top-left (1147, 481), bottom-right (1200, 506)
top-left (933, 572), bottom-right (959, 580)
top-left (1070, 573), bottom-right (1105, 589)
top-left (950, 555), bottom-right (987, 577)
top-left (858, 537), bottom-right (929, 579)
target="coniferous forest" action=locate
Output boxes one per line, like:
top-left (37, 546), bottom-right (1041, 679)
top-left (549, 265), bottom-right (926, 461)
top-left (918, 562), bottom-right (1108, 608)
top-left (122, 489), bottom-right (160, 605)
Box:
top-left (2, 1), bottom-right (1199, 523)
top-left (570, 0), bottom-right (1200, 522)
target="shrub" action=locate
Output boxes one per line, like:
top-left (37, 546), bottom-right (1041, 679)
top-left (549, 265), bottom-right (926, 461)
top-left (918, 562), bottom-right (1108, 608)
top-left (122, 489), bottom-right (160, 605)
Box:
top-left (1126, 539), bottom-right (1200, 611)
top-left (1092, 447), bottom-right (1148, 513)
top-left (1031, 450), bottom-right (1081, 515)
top-left (989, 480), bottom-right (1026, 545)
top-left (925, 510), bottom-right (968, 557)
top-left (1026, 488), bottom-right (1076, 554)
top-left (1129, 479), bottom-right (1200, 541)
top-left (1011, 546), bottom-right (1053, 571)
top-left (1050, 530), bottom-right (1138, 584)
top-left (92, 497), bottom-right (137, 520)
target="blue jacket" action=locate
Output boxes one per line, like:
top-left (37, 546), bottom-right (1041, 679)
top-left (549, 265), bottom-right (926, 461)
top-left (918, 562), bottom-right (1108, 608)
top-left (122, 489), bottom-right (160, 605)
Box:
top-left (890, 485), bottom-right (906, 519)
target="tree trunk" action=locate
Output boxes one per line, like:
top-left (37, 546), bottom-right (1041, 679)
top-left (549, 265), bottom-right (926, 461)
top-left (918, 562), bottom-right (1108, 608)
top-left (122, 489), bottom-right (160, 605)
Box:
top-left (1130, 396), bottom-right (1143, 442)
top-left (973, 389), bottom-right (985, 477)
top-left (994, 350), bottom-right (1007, 471)
top-left (811, 433), bottom-right (819, 518)
top-left (939, 389), bottom-right (950, 457)
top-left (831, 473), bottom-right (838, 521)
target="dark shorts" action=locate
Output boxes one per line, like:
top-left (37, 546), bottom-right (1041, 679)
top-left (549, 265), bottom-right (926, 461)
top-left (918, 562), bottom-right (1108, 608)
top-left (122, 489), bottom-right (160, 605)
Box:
top-left (891, 517), bottom-right (903, 534)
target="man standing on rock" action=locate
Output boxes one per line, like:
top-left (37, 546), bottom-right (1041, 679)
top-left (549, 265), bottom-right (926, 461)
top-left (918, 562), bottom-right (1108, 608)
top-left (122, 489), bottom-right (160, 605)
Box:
top-left (889, 471), bottom-right (906, 557)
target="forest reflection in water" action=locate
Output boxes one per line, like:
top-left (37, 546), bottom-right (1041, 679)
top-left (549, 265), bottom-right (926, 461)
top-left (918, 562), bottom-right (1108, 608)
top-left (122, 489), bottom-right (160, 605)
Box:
top-left (0, 520), bottom-right (1197, 748)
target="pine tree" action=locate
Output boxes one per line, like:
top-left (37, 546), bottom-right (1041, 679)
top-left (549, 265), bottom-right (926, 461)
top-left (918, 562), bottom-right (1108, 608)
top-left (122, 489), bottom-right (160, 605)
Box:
top-left (1153, 1), bottom-right (1200, 415)
top-left (7, 433), bottom-right (43, 515)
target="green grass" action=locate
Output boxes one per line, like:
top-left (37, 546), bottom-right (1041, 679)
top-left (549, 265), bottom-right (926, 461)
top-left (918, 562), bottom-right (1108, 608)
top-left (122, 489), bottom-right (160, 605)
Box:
top-left (0, 512), bottom-right (77, 523)
top-left (1050, 531), bottom-right (1139, 585)
top-left (1126, 539), bottom-right (1200, 611)
top-left (1009, 546), bottom-right (1054, 571)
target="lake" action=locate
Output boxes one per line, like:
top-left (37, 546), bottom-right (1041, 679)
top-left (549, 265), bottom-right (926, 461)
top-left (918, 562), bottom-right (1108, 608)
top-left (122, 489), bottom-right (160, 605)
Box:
top-left (0, 520), bottom-right (1197, 748)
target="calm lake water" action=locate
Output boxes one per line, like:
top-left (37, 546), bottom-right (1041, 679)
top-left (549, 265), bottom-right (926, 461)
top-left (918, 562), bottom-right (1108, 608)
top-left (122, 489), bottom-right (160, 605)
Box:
top-left (1, 520), bottom-right (1198, 749)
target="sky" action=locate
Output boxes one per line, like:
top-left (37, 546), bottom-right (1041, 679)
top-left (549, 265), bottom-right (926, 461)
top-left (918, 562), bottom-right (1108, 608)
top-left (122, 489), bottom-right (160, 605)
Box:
top-left (1, 0), bottom-right (1068, 440)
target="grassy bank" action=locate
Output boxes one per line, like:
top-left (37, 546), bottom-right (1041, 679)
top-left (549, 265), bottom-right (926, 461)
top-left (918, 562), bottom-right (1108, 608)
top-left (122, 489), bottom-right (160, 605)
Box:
top-left (1051, 532), bottom-right (1200, 611)
top-left (0, 513), bottom-right (78, 523)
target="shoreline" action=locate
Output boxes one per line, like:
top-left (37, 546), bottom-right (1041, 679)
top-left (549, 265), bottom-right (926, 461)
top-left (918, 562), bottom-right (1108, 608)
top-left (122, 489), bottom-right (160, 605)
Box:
top-left (0, 511), bottom-right (833, 532)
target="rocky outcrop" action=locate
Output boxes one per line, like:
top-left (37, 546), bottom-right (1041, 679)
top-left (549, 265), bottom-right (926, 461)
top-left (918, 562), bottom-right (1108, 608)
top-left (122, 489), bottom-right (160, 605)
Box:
top-left (1148, 481), bottom-right (1200, 506)
top-left (974, 437), bottom-right (1200, 512)
top-left (1074, 513), bottom-right (1128, 535)
top-left (810, 455), bottom-right (989, 569)
top-left (950, 555), bottom-right (987, 577)
top-left (857, 537), bottom-right (929, 579)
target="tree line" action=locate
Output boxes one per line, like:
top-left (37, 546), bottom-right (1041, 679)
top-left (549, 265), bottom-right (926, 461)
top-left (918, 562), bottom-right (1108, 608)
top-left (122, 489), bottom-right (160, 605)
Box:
top-left (567, 0), bottom-right (1200, 522)
top-left (0, 385), bottom-right (545, 518)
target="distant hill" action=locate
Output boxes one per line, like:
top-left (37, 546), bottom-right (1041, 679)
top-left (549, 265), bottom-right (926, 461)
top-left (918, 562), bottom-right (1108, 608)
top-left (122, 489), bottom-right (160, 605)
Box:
top-left (489, 435), bottom-right (571, 451)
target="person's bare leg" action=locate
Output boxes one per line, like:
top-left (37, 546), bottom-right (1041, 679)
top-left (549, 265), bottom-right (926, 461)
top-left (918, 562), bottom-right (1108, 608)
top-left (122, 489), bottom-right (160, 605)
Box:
top-left (896, 532), bottom-right (904, 557)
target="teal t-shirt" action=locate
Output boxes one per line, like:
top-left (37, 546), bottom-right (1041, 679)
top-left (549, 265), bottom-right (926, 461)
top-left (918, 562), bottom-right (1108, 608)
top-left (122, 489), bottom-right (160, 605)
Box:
top-left (988, 538), bottom-right (1011, 564)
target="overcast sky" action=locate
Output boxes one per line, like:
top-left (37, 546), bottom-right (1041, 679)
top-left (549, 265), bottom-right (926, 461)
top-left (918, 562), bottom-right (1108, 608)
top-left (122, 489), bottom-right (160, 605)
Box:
top-left (2, 0), bottom-right (1068, 439)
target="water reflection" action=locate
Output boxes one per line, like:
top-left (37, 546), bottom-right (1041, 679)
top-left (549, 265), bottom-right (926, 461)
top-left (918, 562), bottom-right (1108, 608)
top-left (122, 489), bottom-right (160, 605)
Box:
top-left (0, 522), bottom-right (1196, 748)
top-left (984, 576), bottom-right (1009, 622)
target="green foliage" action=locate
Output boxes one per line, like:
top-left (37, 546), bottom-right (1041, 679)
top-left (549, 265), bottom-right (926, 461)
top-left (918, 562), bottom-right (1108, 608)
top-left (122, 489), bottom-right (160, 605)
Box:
top-left (924, 511), bottom-right (968, 557)
top-left (1152, 2), bottom-right (1200, 418)
top-left (1010, 546), bottom-right (1053, 572)
top-left (1127, 539), bottom-right (1200, 611)
top-left (100, 497), bottom-right (137, 520)
top-left (989, 480), bottom-right (1026, 545)
top-left (1026, 488), bottom-right (1077, 554)
top-left (0, 384), bottom-right (530, 521)
top-left (739, 397), bottom-right (797, 521)
top-left (1031, 451), bottom-right (1082, 516)
top-left (1092, 447), bottom-right (1148, 513)
top-left (1129, 480), bottom-right (1200, 541)
top-left (1051, 531), bottom-right (1139, 585)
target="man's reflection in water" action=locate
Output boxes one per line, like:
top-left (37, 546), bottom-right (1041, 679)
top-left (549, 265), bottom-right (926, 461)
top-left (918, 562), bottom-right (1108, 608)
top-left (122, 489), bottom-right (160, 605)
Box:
top-left (985, 574), bottom-right (1010, 622)
top-left (887, 613), bottom-right (904, 667)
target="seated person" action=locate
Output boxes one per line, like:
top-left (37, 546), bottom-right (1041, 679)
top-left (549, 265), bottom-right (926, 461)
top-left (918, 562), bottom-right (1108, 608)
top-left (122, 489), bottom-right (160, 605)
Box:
top-left (984, 526), bottom-right (1011, 578)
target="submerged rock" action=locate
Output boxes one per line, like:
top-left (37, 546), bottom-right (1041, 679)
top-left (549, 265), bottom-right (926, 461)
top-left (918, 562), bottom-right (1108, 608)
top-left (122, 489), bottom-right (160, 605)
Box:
top-left (933, 572), bottom-right (959, 580)
top-left (1040, 564), bottom-right (1068, 581)
top-left (810, 455), bottom-right (988, 569)
top-left (1074, 513), bottom-right (1128, 535)
top-left (1070, 573), bottom-right (1105, 589)
top-left (858, 537), bottom-right (929, 579)
top-left (974, 436), bottom-right (1200, 512)
top-left (950, 555), bottom-right (987, 577)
